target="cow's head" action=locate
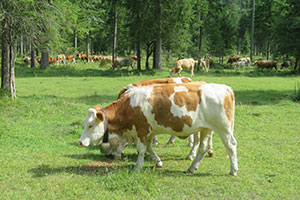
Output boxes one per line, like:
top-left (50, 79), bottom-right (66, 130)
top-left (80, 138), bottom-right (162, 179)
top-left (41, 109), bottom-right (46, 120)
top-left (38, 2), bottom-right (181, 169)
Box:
top-left (78, 108), bottom-right (106, 147)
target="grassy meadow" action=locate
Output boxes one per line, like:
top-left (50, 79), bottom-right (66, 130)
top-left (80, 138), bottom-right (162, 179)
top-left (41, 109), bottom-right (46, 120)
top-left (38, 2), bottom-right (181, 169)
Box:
top-left (0, 59), bottom-right (300, 199)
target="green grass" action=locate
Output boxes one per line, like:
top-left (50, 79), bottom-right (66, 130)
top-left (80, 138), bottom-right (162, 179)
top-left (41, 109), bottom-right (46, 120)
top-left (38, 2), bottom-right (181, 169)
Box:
top-left (0, 59), bottom-right (300, 199)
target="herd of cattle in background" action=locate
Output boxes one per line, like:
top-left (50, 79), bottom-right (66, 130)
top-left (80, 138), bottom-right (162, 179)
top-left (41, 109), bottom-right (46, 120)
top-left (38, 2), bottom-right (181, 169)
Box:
top-left (22, 53), bottom-right (296, 77)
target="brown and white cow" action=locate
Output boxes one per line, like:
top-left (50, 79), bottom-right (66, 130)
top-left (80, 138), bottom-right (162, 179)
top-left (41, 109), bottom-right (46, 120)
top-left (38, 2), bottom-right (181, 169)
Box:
top-left (78, 82), bottom-right (238, 175)
top-left (66, 55), bottom-right (76, 64)
top-left (99, 56), bottom-right (115, 67)
top-left (280, 61), bottom-right (296, 69)
top-left (57, 54), bottom-right (66, 64)
top-left (170, 58), bottom-right (198, 78)
top-left (227, 56), bottom-right (240, 64)
top-left (111, 57), bottom-right (137, 70)
top-left (254, 60), bottom-right (278, 71)
top-left (115, 77), bottom-right (213, 159)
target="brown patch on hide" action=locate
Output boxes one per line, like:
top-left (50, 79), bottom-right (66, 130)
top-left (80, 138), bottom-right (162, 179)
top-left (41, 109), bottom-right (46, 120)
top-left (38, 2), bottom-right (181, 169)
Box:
top-left (173, 85), bottom-right (202, 112)
top-left (148, 84), bottom-right (202, 132)
top-left (103, 96), bottom-right (151, 145)
top-left (224, 91), bottom-right (234, 122)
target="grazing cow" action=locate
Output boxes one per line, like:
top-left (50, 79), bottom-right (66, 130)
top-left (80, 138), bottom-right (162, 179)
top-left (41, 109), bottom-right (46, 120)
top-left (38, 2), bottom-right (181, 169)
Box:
top-left (93, 56), bottom-right (103, 61)
top-left (111, 57), bottom-right (137, 70)
top-left (170, 58), bottom-right (198, 78)
top-left (234, 60), bottom-right (246, 69)
top-left (66, 55), bottom-right (76, 64)
top-left (79, 82), bottom-right (238, 175)
top-left (280, 61), bottom-right (296, 69)
top-left (77, 53), bottom-right (88, 62)
top-left (254, 60), bottom-right (278, 71)
top-left (99, 56), bottom-right (115, 67)
top-left (57, 54), bottom-right (66, 64)
top-left (227, 56), bottom-right (240, 64)
top-left (49, 57), bottom-right (57, 65)
top-left (200, 56), bottom-right (211, 72)
top-left (116, 77), bottom-right (212, 158)
top-left (23, 57), bottom-right (32, 65)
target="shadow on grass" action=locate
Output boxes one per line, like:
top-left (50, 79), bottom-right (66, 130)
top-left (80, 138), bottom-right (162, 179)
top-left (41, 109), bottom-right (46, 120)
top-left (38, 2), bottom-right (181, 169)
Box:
top-left (235, 89), bottom-right (293, 105)
top-left (29, 163), bottom-right (132, 177)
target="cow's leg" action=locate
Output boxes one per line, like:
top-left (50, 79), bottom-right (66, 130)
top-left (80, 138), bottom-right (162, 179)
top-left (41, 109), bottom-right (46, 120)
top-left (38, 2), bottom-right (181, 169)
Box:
top-left (166, 135), bottom-right (176, 144)
top-left (147, 136), bottom-right (163, 168)
top-left (191, 66), bottom-right (194, 77)
top-left (188, 134), bottom-right (194, 147)
top-left (186, 132), bottom-right (200, 160)
top-left (152, 136), bottom-right (158, 145)
top-left (218, 130), bottom-right (238, 176)
top-left (207, 131), bottom-right (214, 157)
top-left (134, 137), bottom-right (147, 172)
top-left (178, 68), bottom-right (182, 77)
top-left (187, 128), bottom-right (211, 173)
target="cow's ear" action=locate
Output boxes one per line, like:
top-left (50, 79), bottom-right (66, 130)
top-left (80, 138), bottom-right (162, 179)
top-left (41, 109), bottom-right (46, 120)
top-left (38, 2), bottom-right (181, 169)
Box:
top-left (96, 111), bottom-right (105, 122)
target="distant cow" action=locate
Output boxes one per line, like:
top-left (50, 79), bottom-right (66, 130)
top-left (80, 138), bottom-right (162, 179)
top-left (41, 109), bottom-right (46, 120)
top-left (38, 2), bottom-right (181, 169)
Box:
top-left (280, 61), bottom-right (296, 69)
top-left (23, 57), bottom-right (31, 65)
top-left (66, 55), bottom-right (76, 64)
top-left (99, 56), bottom-right (116, 67)
top-left (57, 54), bottom-right (66, 64)
top-left (170, 58), bottom-right (198, 78)
top-left (78, 82), bottom-right (238, 175)
top-left (227, 56), bottom-right (240, 64)
top-left (49, 57), bottom-right (57, 65)
top-left (111, 57), bottom-right (137, 70)
top-left (201, 56), bottom-right (211, 72)
top-left (234, 60), bottom-right (246, 69)
top-left (254, 60), bottom-right (278, 71)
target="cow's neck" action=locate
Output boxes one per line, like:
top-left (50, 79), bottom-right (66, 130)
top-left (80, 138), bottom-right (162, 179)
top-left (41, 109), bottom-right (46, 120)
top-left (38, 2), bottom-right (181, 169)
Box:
top-left (103, 97), bottom-right (134, 135)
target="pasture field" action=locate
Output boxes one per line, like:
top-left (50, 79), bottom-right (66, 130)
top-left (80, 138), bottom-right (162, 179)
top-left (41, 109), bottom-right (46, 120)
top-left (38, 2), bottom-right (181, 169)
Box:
top-left (0, 60), bottom-right (300, 199)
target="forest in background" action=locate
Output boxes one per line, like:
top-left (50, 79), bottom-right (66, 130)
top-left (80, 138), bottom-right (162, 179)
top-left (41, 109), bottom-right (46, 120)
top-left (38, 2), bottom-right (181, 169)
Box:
top-left (1, 0), bottom-right (300, 97)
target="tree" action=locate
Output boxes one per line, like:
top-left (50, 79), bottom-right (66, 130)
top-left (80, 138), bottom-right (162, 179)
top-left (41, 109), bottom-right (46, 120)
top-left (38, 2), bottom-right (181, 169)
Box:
top-left (250, 0), bottom-right (255, 61)
top-left (154, 0), bottom-right (162, 70)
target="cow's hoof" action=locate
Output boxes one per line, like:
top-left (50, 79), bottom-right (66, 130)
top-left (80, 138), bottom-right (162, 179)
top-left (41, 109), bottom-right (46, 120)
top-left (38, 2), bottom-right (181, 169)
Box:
top-left (208, 152), bottom-right (214, 158)
top-left (185, 168), bottom-right (194, 173)
top-left (230, 171), bottom-right (238, 176)
top-left (166, 141), bottom-right (174, 145)
top-left (156, 161), bottom-right (163, 168)
top-left (187, 143), bottom-right (193, 147)
top-left (186, 156), bottom-right (193, 161)
top-left (153, 142), bottom-right (158, 145)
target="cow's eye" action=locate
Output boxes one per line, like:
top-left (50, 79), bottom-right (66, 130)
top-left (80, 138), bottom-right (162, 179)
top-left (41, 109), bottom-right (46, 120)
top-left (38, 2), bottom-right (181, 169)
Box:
top-left (88, 125), bottom-right (93, 129)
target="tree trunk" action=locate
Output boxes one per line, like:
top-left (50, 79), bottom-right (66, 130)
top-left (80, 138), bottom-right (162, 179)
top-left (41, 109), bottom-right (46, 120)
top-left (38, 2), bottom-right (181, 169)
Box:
top-left (36, 48), bottom-right (39, 57)
top-left (40, 51), bottom-right (49, 69)
top-left (1, 17), bottom-right (17, 98)
top-left (30, 46), bottom-right (35, 68)
top-left (74, 29), bottom-right (77, 49)
top-left (91, 39), bottom-right (93, 55)
top-left (20, 34), bottom-right (23, 57)
top-left (197, 3), bottom-right (203, 71)
top-left (266, 40), bottom-right (270, 60)
top-left (250, 0), bottom-right (255, 61)
top-left (86, 34), bottom-right (89, 62)
top-left (152, 43), bottom-right (156, 69)
top-left (145, 42), bottom-right (153, 70)
top-left (112, 0), bottom-right (118, 66)
top-left (154, 0), bottom-right (162, 70)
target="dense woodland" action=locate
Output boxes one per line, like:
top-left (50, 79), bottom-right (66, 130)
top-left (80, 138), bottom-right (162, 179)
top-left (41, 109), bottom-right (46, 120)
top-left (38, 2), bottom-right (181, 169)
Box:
top-left (1, 0), bottom-right (300, 98)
